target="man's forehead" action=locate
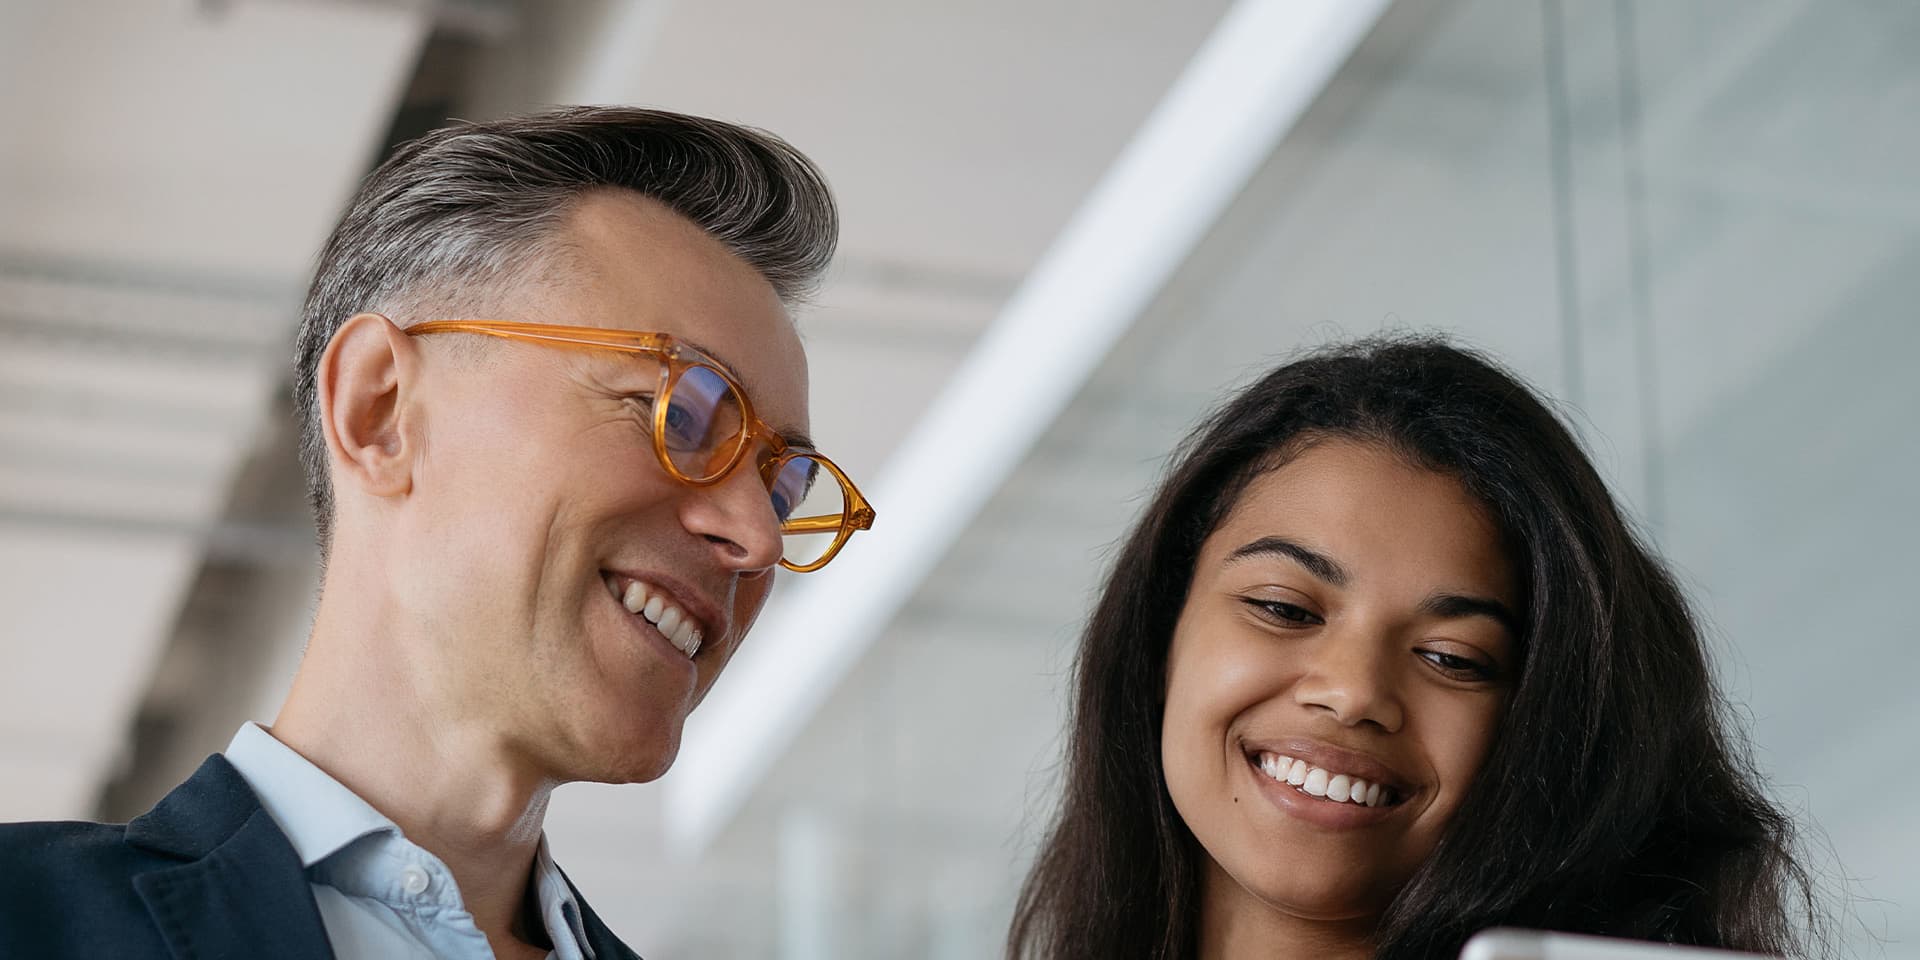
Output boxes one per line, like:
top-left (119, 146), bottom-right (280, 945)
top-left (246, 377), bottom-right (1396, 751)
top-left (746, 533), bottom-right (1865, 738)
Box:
top-left (545, 192), bottom-right (812, 437)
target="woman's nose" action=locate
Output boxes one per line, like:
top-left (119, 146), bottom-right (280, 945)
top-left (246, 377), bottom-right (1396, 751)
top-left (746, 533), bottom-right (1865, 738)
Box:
top-left (1290, 624), bottom-right (1405, 733)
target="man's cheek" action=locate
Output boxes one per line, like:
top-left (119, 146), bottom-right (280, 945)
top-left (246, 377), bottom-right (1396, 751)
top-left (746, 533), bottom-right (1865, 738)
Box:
top-left (732, 575), bottom-right (776, 640)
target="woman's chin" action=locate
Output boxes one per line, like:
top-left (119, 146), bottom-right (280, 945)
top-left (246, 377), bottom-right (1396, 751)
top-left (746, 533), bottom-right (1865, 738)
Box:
top-left (1224, 861), bottom-right (1397, 926)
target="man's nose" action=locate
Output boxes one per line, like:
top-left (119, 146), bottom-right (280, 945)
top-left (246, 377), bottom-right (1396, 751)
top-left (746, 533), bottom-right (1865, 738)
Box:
top-left (1290, 622), bottom-right (1406, 733)
top-left (678, 459), bottom-right (784, 574)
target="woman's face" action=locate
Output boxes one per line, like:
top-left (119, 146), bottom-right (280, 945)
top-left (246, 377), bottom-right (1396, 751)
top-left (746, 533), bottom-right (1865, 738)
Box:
top-left (1161, 438), bottom-right (1519, 925)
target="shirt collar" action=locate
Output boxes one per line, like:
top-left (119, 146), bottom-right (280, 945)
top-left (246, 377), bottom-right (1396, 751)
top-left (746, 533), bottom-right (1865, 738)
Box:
top-left (534, 835), bottom-right (596, 960)
top-left (222, 721), bottom-right (394, 867)
top-left (221, 722), bottom-right (594, 959)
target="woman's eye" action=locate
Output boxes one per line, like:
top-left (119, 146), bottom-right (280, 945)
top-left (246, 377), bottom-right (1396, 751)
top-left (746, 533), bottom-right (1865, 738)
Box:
top-left (1243, 598), bottom-right (1322, 627)
top-left (1419, 649), bottom-right (1497, 681)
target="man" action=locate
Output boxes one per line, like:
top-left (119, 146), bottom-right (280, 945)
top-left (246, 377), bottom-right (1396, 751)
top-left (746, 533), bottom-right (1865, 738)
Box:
top-left (0, 106), bottom-right (870, 959)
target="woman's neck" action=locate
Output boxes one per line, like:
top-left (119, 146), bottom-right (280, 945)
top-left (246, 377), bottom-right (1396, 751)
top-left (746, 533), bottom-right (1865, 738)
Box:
top-left (1195, 860), bottom-right (1375, 960)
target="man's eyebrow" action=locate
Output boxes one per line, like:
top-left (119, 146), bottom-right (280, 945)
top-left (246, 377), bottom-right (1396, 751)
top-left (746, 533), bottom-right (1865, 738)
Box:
top-left (677, 335), bottom-right (813, 448)
top-left (1420, 592), bottom-right (1521, 635)
top-left (678, 335), bottom-right (748, 385)
top-left (1225, 536), bottom-right (1350, 587)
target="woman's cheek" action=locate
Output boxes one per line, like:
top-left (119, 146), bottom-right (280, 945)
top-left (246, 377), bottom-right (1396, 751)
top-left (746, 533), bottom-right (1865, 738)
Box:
top-left (1412, 689), bottom-right (1506, 818)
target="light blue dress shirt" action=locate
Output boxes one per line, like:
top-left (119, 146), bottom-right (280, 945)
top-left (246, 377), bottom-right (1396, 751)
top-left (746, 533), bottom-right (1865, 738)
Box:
top-left (222, 722), bottom-right (595, 960)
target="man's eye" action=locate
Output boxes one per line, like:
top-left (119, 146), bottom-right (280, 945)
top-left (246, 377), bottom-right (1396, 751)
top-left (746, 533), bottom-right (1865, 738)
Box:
top-left (626, 395), bottom-right (704, 449)
top-left (661, 401), bottom-right (708, 446)
top-left (624, 394), bottom-right (659, 423)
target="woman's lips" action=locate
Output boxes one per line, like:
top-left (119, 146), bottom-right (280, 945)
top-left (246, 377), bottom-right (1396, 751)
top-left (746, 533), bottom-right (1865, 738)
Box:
top-left (1237, 737), bottom-right (1417, 829)
top-left (1238, 736), bottom-right (1415, 797)
top-left (1253, 750), bottom-right (1399, 807)
top-left (1243, 753), bottom-right (1401, 829)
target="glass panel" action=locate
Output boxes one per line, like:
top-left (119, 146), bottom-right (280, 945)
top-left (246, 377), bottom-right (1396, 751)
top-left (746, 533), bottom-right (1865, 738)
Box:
top-left (1633, 2), bottom-right (1920, 948)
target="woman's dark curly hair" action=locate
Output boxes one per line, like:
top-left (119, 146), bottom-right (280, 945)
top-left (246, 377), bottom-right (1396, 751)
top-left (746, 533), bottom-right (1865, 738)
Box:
top-left (1008, 336), bottom-right (1828, 959)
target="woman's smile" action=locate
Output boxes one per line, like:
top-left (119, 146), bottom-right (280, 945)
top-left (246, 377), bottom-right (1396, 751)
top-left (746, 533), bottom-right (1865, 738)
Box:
top-left (1241, 754), bottom-right (1402, 829)
top-left (1235, 735), bottom-right (1419, 830)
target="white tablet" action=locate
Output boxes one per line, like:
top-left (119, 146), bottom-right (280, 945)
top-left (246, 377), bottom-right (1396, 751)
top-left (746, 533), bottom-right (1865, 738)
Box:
top-left (1460, 929), bottom-right (1771, 960)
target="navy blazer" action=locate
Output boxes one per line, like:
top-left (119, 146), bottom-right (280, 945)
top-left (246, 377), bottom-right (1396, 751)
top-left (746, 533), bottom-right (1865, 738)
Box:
top-left (0, 754), bottom-right (642, 959)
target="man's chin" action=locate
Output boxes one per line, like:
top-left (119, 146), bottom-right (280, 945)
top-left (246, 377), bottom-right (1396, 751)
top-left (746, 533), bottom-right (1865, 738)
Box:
top-left (593, 727), bottom-right (681, 785)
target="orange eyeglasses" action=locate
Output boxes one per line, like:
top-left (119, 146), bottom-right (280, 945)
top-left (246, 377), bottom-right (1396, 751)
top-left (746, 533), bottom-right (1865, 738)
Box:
top-left (405, 319), bottom-right (874, 572)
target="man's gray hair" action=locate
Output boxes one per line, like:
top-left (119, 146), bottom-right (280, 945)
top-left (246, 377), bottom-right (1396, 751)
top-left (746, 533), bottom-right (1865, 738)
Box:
top-left (292, 105), bottom-right (839, 553)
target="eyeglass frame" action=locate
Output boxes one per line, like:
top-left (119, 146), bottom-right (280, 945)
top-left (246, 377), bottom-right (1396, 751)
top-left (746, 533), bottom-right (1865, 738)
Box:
top-left (400, 317), bottom-right (874, 573)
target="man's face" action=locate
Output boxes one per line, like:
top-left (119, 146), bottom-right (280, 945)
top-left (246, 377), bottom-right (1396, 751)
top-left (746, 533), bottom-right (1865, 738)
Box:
top-left (393, 190), bottom-right (808, 784)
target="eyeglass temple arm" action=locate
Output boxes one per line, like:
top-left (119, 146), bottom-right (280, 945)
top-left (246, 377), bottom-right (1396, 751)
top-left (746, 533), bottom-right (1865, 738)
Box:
top-left (779, 505), bottom-right (874, 535)
top-left (408, 320), bottom-right (672, 354)
top-left (780, 515), bottom-right (846, 534)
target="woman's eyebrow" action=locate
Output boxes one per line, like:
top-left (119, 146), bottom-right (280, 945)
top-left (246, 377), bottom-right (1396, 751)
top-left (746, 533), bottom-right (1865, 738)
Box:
top-left (1225, 536), bottom-right (1349, 587)
top-left (1421, 592), bottom-right (1520, 635)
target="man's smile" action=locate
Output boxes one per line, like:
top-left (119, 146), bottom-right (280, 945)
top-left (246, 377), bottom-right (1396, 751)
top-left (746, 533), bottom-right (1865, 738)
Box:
top-left (603, 572), bottom-right (711, 660)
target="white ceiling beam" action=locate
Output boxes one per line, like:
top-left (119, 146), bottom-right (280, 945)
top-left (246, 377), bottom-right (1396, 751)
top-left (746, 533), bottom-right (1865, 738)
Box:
top-left (663, 0), bottom-right (1395, 857)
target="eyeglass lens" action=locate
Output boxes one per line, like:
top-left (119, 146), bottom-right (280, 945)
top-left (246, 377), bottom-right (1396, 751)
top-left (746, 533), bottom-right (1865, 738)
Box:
top-left (771, 453), bottom-right (845, 569)
top-left (660, 364), bottom-right (748, 479)
top-left (659, 364), bottom-right (848, 568)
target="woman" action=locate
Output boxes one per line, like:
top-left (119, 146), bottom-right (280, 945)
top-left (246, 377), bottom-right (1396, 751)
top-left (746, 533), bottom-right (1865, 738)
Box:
top-left (1007, 337), bottom-right (1827, 959)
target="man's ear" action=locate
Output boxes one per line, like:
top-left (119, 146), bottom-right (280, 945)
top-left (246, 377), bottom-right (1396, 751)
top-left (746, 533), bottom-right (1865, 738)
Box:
top-left (317, 313), bottom-right (420, 500)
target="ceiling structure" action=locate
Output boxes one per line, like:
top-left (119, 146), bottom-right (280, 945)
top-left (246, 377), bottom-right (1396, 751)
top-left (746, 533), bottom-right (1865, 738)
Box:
top-left (2, 0), bottom-right (1913, 955)
top-left (0, 0), bottom-right (1235, 820)
top-left (0, 0), bottom-right (424, 821)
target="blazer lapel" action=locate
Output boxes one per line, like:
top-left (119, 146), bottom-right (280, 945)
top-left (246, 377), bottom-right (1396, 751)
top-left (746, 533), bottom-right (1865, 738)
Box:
top-left (563, 871), bottom-right (643, 960)
top-left (127, 756), bottom-right (335, 960)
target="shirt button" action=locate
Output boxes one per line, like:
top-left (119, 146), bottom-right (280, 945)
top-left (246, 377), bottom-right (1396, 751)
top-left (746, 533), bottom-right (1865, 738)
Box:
top-left (400, 865), bottom-right (431, 896)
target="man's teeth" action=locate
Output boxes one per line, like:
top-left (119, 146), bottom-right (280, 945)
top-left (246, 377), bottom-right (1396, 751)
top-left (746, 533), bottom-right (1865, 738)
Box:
top-left (619, 580), bottom-right (703, 658)
top-left (1256, 753), bottom-right (1393, 808)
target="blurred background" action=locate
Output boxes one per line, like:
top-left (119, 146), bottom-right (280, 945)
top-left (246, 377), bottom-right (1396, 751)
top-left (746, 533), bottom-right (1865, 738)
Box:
top-left (2, 0), bottom-right (1916, 955)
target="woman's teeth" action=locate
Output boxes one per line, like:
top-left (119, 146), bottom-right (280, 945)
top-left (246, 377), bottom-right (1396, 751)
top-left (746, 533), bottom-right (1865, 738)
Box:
top-left (618, 579), bottom-right (703, 658)
top-left (1256, 752), bottom-right (1395, 808)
